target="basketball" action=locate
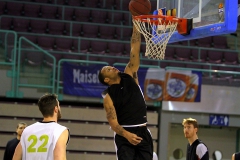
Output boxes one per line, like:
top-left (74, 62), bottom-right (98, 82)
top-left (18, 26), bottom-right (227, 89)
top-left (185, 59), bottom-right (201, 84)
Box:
top-left (129, 0), bottom-right (151, 16)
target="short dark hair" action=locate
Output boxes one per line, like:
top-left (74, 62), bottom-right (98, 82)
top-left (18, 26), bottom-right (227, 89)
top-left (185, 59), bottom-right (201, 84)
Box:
top-left (38, 93), bottom-right (58, 117)
top-left (98, 69), bottom-right (108, 86)
top-left (182, 118), bottom-right (199, 128)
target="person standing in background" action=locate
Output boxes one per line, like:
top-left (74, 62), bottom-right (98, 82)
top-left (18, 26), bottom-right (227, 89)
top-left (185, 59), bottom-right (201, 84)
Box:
top-left (3, 122), bottom-right (27, 160)
top-left (232, 152), bottom-right (240, 160)
top-left (182, 118), bottom-right (209, 160)
top-left (13, 93), bottom-right (69, 160)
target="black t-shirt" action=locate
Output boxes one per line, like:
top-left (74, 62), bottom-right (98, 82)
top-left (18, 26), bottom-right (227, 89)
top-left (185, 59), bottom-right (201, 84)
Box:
top-left (235, 152), bottom-right (240, 160)
top-left (187, 139), bottom-right (209, 160)
top-left (4, 138), bottom-right (20, 160)
top-left (106, 72), bottom-right (147, 125)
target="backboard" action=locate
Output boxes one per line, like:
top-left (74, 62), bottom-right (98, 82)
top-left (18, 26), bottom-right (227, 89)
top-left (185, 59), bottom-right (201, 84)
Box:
top-left (155, 0), bottom-right (238, 43)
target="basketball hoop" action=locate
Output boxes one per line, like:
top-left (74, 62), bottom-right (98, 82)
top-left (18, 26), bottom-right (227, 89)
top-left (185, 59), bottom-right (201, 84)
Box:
top-left (132, 14), bottom-right (192, 60)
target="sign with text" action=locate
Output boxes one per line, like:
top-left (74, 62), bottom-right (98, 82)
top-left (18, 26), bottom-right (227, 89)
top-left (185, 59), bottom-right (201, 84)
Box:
top-left (63, 63), bottom-right (107, 97)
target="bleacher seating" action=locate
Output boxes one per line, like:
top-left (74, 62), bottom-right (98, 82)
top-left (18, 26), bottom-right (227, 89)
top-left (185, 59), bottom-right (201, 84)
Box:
top-left (0, 8), bottom-right (240, 160)
top-left (66, 0), bottom-right (82, 7)
top-left (116, 27), bottom-right (132, 40)
top-left (197, 36), bottom-right (213, 47)
top-left (169, 61), bottom-right (186, 68)
top-left (207, 50), bottom-right (224, 64)
top-left (62, 53), bottom-right (82, 61)
top-left (99, 25), bottom-right (116, 39)
top-left (12, 18), bottom-right (30, 32)
top-left (0, 17), bottom-right (13, 30)
top-left (44, 52), bottom-right (63, 67)
top-left (102, 0), bottom-right (115, 9)
top-left (180, 39), bottom-right (196, 46)
top-left (48, 21), bottom-right (69, 35)
top-left (5, 1), bottom-right (24, 16)
top-left (29, 19), bottom-right (48, 33)
top-left (23, 3), bottom-right (41, 17)
top-left (109, 11), bottom-right (123, 24)
top-left (75, 8), bottom-right (91, 22)
top-left (201, 66), bottom-right (218, 84)
top-left (175, 47), bottom-right (191, 61)
top-left (91, 10), bottom-right (109, 23)
top-left (26, 50), bottom-right (44, 66)
top-left (159, 61), bottom-right (169, 68)
top-left (99, 53), bottom-right (118, 66)
top-left (41, 5), bottom-right (60, 19)
top-left (0, 102), bottom-right (159, 159)
top-left (0, 1), bottom-right (239, 104)
top-left (78, 39), bottom-right (91, 53)
top-left (37, 36), bottom-right (56, 50)
top-left (19, 34), bottom-right (37, 45)
top-left (122, 12), bottom-right (132, 25)
top-left (217, 66), bottom-right (235, 80)
top-left (212, 36), bottom-right (228, 49)
top-left (0, 0), bottom-right (239, 157)
top-left (71, 23), bottom-right (82, 36)
top-left (83, 0), bottom-right (101, 8)
top-left (90, 40), bottom-right (108, 54)
top-left (55, 37), bottom-right (73, 52)
top-left (191, 49), bottom-right (208, 62)
top-left (0, 1), bottom-right (6, 15)
top-left (164, 46), bottom-right (175, 60)
top-left (107, 41), bottom-right (125, 55)
top-left (223, 51), bottom-right (239, 64)
top-left (81, 24), bottom-right (99, 38)
top-left (186, 63), bottom-right (202, 70)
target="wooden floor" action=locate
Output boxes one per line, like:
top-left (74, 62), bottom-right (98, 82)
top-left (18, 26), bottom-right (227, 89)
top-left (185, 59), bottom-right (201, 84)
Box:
top-left (0, 102), bottom-right (159, 160)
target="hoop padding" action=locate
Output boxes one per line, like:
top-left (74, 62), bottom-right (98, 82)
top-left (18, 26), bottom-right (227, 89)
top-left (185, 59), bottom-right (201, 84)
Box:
top-left (133, 15), bottom-right (178, 60)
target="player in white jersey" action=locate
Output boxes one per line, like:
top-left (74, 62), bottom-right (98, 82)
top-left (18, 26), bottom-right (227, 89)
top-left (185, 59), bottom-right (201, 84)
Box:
top-left (13, 93), bottom-right (70, 160)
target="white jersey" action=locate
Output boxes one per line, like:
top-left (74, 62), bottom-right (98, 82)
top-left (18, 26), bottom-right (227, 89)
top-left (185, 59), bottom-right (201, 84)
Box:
top-left (20, 121), bottom-right (69, 160)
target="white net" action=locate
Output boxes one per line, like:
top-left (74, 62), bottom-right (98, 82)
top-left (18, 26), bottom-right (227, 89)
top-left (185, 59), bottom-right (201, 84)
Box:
top-left (132, 17), bottom-right (178, 60)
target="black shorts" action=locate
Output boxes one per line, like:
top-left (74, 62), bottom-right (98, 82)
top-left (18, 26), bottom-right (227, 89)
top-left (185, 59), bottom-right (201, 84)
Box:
top-left (235, 152), bottom-right (240, 160)
top-left (114, 126), bottom-right (153, 160)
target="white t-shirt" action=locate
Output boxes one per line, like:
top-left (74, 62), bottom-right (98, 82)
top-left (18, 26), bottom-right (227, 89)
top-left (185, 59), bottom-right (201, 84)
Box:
top-left (20, 121), bottom-right (69, 160)
top-left (196, 143), bottom-right (208, 159)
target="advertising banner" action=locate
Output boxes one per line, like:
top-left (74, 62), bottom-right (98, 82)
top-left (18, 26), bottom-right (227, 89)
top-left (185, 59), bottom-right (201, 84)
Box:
top-left (63, 63), bottom-right (201, 102)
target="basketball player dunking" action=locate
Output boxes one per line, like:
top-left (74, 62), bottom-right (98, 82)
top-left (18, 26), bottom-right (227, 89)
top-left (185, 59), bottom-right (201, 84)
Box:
top-left (98, 16), bottom-right (154, 160)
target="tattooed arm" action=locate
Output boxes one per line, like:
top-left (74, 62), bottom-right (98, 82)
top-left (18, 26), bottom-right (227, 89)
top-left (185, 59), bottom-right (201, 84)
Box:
top-left (103, 94), bottom-right (142, 145)
top-left (124, 25), bottom-right (141, 85)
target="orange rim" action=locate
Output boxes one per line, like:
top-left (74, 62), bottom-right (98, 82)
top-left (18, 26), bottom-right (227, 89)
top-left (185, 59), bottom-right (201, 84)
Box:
top-left (133, 15), bottom-right (179, 25)
top-left (133, 15), bottom-right (193, 35)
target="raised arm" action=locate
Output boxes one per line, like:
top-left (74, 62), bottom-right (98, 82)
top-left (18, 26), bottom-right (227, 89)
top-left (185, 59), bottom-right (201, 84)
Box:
top-left (103, 94), bottom-right (142, 145)
top-left (124, 25), bottom-right (141, 84)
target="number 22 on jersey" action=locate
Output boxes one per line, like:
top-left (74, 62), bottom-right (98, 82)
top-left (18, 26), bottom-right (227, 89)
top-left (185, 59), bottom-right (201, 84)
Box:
top-left (27, 135), bottom-right (49, 153)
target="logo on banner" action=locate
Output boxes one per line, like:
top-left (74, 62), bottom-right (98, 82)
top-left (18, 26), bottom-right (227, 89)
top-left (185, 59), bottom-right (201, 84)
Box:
top-left (63, 63), bottom-right (107, 97)
top-left (73, 69), bottom-right (100, 84)
top-left (142, 69), bottom-right (201, 102)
